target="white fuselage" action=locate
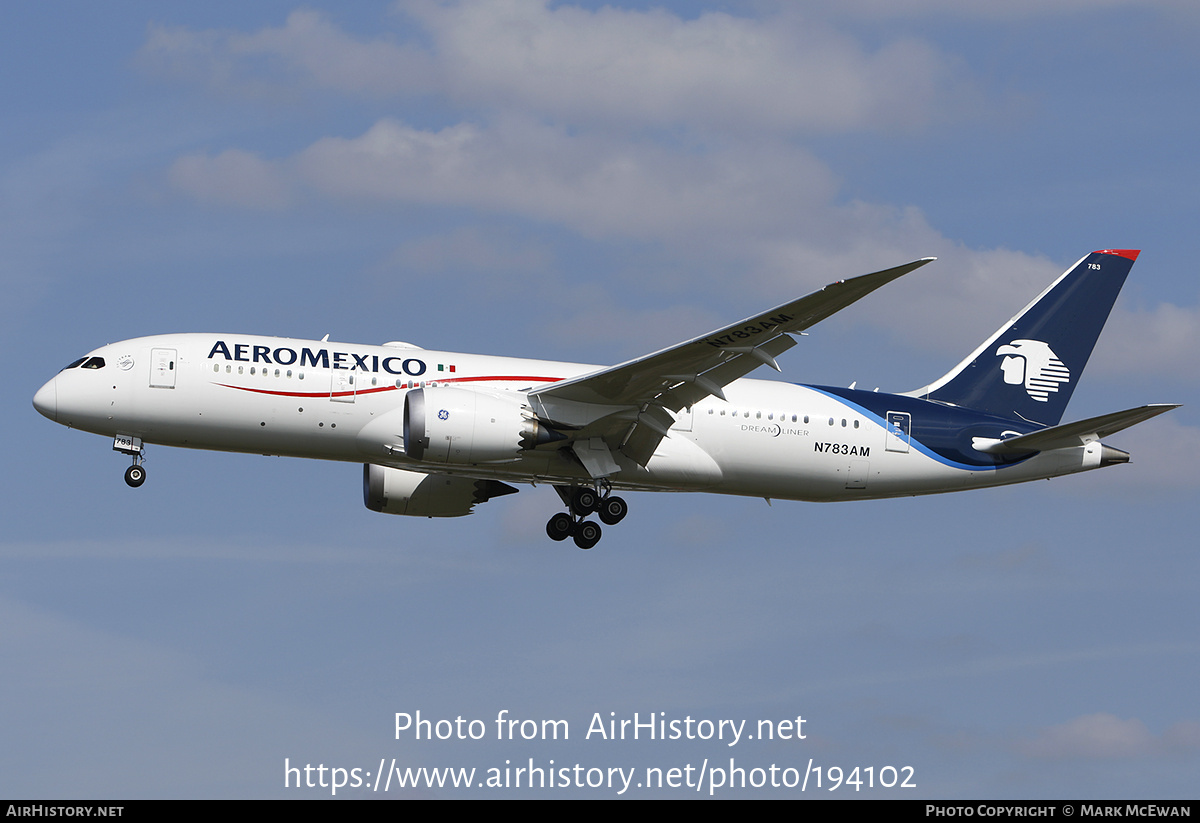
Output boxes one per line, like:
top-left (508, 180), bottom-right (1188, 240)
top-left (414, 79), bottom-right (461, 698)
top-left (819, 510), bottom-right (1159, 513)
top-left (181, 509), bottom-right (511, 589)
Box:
top-left (34, 333), bottom-right (1108, 503)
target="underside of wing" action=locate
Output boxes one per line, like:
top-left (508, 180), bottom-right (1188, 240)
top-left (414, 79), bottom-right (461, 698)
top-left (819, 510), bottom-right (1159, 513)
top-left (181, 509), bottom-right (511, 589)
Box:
top-left (529, 257), bottom-right (936, 471)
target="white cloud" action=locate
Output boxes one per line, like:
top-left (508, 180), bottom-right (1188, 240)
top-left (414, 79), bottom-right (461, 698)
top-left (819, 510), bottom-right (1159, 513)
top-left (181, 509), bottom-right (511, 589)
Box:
top-left (141, 2), bottom-right (976, 135)
top-left (811, 0), bottom-right (1199, 22)
top-left (271, 117), bottom-right (838, 244)
top-left (1093, 298), bottom-right (1200, 381)
top-left (404, 0), bottom-right (965, 134)
top-left (388, 226), bottom-right (552, 274)
top-left (233, 9), bottom-right (429, 96)
top-left (169, 148), bottom-right (292, 209)
top-left (539, 287), bottom-right (725, 360)
top-left (141, 11), bottom-right (429, 99)
top-left (148, 4), bottom-right (1196, 370)
top-left (1022, 713), bottom-right (1200, 759)
top-left (760, 238), bottom-right (1065, 364)
top-left (864, 245), bottom-right (1063, 358)
top-left (1088, 416), bottom-right (1200, 489)
top-left (142, 4), bottom-right (1021, 346)
top-left (164, 115), bottom-right (1073, 362)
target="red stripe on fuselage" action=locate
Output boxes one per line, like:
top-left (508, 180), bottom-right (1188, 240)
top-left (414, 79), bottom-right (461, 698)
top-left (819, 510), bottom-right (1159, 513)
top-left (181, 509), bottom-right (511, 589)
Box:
top-left (212, 374), bottom-right (564, 398)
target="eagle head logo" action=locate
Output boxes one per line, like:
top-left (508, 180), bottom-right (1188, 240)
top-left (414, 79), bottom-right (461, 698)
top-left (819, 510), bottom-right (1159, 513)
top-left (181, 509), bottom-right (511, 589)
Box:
top-left (996, 339), bottom-right (1070, 402)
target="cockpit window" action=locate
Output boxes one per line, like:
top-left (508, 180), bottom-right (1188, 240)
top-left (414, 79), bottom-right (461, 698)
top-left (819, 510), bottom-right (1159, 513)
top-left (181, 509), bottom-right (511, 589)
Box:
top-left (80, 357), bottom-right (106, 369)
top-left (62, 357), bottom-right (88, 370)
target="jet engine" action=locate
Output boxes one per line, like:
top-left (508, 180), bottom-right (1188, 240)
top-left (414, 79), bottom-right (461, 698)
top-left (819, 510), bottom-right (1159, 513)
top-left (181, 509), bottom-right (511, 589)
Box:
top-left (403, 387), bottom-right (563, 464)
top-left (363, 464), bottom-right (517, 517)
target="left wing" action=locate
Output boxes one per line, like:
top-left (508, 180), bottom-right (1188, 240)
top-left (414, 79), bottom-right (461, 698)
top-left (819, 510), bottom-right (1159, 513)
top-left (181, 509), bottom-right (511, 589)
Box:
top-left (529, 258), bottom-right (935, 470)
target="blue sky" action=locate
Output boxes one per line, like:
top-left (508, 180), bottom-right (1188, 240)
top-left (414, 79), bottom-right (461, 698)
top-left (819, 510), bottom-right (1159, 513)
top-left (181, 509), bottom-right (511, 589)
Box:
top-left (3, 1), bottom-right (1198, 798)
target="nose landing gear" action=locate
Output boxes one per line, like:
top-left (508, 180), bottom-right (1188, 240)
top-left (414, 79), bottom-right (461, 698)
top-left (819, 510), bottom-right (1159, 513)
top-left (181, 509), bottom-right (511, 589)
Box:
top-left (546, 483), bottom-right (628, 549)
top-left (124, 462), bottom-right (146, 488)
top-left (114, 434), bottom-right (146, 488)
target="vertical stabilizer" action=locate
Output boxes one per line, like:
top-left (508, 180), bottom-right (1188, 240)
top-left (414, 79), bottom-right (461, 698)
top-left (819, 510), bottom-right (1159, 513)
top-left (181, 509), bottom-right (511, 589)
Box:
top-left (907, 249), bottom-right (1138, 426)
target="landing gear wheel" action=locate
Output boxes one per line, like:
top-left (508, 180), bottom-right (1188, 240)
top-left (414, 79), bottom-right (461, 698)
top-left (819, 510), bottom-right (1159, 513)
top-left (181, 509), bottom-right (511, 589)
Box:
top-left (598, 495), bottom-right (628, 525)
top-left (124, 465), bottom-right (146, 488)
top-left (573, 520), bottom-right (602, 550)
top-left (546, 512), bottom-right (573, 542)
top-left (570, 487), bottom-right (599, 517)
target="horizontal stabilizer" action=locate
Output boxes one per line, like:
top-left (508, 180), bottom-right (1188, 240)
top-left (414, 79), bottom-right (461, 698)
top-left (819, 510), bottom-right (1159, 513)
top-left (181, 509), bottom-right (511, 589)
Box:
top-left (974, 404), bottom-right (1179, 454)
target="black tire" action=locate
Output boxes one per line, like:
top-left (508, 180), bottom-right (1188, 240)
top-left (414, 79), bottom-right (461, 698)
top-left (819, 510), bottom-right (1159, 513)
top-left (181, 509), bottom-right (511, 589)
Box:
top-left (598, 495), bottom-right (628, 525)
top-left (573, 520), bottom-right (602, 550)
top-left (124, 465), bottom-right (146, 488)
top-left (570, 487), bottom-right (599, 516)
top-left (546, 512), bottom-right (573, 542)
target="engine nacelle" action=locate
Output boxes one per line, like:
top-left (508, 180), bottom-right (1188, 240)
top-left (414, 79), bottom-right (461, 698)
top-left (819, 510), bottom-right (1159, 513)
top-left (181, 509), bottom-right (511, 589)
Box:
top-left (363, 464), bottom-right (517, 517)
top-left (403, 387), bottom-right (561, 464)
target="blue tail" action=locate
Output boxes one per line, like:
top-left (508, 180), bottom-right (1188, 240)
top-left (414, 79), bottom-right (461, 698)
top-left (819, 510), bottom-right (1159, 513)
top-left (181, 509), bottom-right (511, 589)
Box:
top-left (908, 249), bottom-right (1138, 426)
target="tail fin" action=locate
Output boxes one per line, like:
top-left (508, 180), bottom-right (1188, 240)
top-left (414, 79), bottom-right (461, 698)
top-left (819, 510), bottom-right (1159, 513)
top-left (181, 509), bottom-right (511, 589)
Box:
top-left (907, 249), bottom-right (1139, 426)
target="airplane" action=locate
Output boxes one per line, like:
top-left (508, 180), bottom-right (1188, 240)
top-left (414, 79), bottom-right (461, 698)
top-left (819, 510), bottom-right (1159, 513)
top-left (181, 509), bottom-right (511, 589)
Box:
top-left (32, 248), bottom-right (1178, 550)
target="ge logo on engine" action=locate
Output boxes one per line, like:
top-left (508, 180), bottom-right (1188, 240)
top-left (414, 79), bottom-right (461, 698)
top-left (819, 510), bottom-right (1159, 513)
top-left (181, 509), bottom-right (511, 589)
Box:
top-left (438, 409), bottom-right (450, 420)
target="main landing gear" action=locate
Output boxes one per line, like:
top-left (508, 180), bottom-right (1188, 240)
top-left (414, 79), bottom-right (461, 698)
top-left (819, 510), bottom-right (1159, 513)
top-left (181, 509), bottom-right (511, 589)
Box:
top-left (545, 483), bottom-right (628, 550)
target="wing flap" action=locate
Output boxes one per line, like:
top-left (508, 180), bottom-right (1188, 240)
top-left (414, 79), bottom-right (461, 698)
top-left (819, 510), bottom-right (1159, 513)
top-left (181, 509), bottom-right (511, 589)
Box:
top-left (656, 332), bottom-right (800, 412)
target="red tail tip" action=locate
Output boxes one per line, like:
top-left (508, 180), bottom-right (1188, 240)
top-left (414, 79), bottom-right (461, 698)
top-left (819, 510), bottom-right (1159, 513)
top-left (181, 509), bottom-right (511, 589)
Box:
top-left (1094, 249), bottom-right (1140, 260)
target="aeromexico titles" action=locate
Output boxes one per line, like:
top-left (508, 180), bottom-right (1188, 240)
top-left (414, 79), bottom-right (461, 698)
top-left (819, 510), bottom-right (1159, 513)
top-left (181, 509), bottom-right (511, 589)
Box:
top-left (34, 249), bottom-right (1177, 549)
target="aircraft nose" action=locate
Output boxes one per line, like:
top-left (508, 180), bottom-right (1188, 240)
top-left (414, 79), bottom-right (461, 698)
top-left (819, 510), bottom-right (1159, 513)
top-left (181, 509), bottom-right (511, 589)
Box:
top-left (33, 376), bottom-right (57, 422)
